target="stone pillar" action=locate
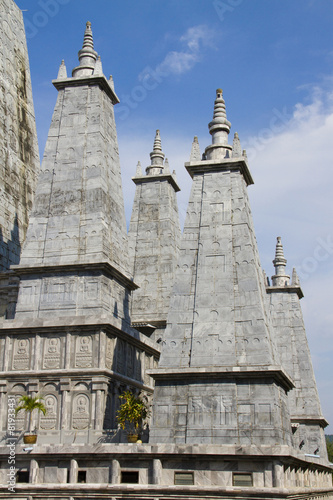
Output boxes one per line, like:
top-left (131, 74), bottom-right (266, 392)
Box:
top-left (34, 334), bottom-right (41, 370)
top-left (65, 332), bottom-right (71, 369)
top-left (69, 459), bottom-right (78, 483)
top-left (60, 379), bottom-right (71, 431)
top-left (111, 459), bottom-right (120, 484)
top-left (272, 461), bottom-right (284, 488)
top-left (0, 383), bottom-right (7, 431)
top-left (29, 459), bottom-right (39, 484)
top-left (99, 330), bottom-right (106, 369)
top-left (27, 381), bottom-right (39, 430)
top-left (152, 459), bottom-right (162, 485)
top-left (3, 336), bottom-right (10, 371)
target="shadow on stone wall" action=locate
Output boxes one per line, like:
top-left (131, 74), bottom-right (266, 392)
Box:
top-left (0, 213), bottom-right (21, 271)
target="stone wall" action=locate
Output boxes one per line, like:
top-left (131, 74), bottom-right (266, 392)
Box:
top-left (0, 0), bottom-right (39, 272)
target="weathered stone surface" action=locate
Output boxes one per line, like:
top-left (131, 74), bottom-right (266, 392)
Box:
top-left (128, 131), bottom-right (181, 334)
top-left (0, 10), bottom-right (331, 497)
top-left (150, 90), bottom-right (292, 447)
top-left (267, 238), bottom-right (328, 460)
top-left (0, 0), bottom-right (40, 319)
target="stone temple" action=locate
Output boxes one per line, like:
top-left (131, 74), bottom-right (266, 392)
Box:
top-left (0, 2), bottom-right (332, 499)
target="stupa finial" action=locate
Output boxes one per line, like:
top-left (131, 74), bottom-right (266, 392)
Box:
top-left (72, 21), bottom-right (98, 77)
top-left (146, 130), bottom-right (165, 175)
top-left (271, 236), bottom-right (290, 286)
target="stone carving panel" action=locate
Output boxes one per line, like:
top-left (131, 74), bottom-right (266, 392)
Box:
top-left (12, 338), bottom-right (30, 370)
top-left (40, 394), bottom-right (58, 430)
top-left (105, 336), bottom-right (114, 369)
top-left (75, 335), bottom-right (92, 368)
top-left (72, 393), bottom-right (90, 430)
top-left (43, 337), bottom-right (61, 369)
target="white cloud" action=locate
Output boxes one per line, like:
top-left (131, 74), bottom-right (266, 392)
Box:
top-left (247, 84), bottom-right (333, 431)
top-left (139, 24), bottom-right (216, 79)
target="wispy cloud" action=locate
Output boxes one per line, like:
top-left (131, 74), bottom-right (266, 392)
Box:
top-left (140, 24), bottom-right (216, 79)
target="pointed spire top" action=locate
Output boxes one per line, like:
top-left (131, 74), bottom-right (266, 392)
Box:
top-left (108, 75), bottom-right (115, 90)
top-left (291, 267), bottom-right (300, 286)
top-left (190, 135), bottom-right (201, 161)
top-left (164, 158), bottom-right (171, 174)
top-left (72, 21), bottom-right (98, 78)
top-left (271, 236), bottom-right (290, 287)
top-left (153, 129), bottom-right (162, 153)
top-left (135, 161), bottom-right (143, 177)
top-left (93, 55), bottom-right (103, 75)
top-left (208, 88), bottom-right (231, 139)
top-left (204, 88), bottom-right (232, 160)
top-left (146, 129), bottom-right (165, 175)
top-left (57, 59), bottom-right (67, 79)
top-left (232, 131), bottom-right (242, 158)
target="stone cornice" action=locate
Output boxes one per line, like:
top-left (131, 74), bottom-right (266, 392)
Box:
top-left (0, 315), bottom-right (160, 355)
top-left (148, 365), bottom-right (294, 391)
top-left (132, 173), bottom-right (181, 192)
top-left (185, 157), bottom-right (254, 186)
top-left (10, 261), bottom-right (138, 291)
top-left (266, 285), bottom-right (304, 299)
top-left (291, 416), bottom-right (329, 428)
top-left (53, 75), bottom-right (120, 105)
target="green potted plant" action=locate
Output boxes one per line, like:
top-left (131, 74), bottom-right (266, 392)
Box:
top-left (116, 391), bottom-right (150, 443)
top-left (15, 395), bottom-right (47, 444)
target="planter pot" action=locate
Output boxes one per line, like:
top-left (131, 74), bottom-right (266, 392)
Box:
top-left (23, 434), bottom-right (37, 444)
top-left (127, 433), bottom-right (139, 443)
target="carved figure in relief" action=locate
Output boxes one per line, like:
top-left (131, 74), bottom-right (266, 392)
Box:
top-left (72, 394), bottom-right (90, 430)
top-left (40, 395), bottom-right (57, 430)
top-left (17, 339), bottom-right (27, 354)
top-left (13, 338), bottom-right (30, 370)
top-left (75, 336), bottom-right (92, 368)
top-left (44, 337), bottom-right (61, 369)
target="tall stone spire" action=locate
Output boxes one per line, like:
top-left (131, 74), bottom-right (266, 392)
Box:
top-left (271, 236), bottom-right (290, 286)
top-left (128, 130), bottom-right (181, 340)
top-left (146, 130), bottom-right (165, 175)
top-left (267, 240), bottom-right (328, 458)
top-left (0, 0), bottom-right (40, 317)
top-left (14, 21), bottom-right (132, 320)
top-left (72, 21), bottom-right (98, 77)
top-left (150, 90), bottom-right (293, 446)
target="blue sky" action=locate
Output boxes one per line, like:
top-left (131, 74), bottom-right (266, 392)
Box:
top-left (16, 0), bottom-right (333, 434)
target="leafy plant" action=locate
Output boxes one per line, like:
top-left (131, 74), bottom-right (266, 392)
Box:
top-left (116, 391), bottom-right (150, 434)
top-left (15, 395), bottom-right (47, 434)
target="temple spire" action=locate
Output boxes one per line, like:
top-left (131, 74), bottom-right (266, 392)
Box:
top-left (146, 130), bottom-right (165, 175)
top-left (72, 21), bottom-right (98, 77)
top-left (271, 236), bottom-right (290, 286)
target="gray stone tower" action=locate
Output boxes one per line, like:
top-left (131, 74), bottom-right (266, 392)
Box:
top-left (0, 0), bottom-right (40, 316)
top-left (128, 130), bottom-right (181, 339)
top-left (150, 89), bottom-right (293, 446)
top-left (0, 22), bottom-right (159, 445)
top-left (267, 237), bottom-right (328, 459)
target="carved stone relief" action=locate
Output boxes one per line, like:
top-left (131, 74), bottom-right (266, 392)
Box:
top-left (40, 394), bottom-right (58, 430)
top-left (12, 338), bottom-right (30, 370)
top-left (72, 393), bottom-right (90, 430)
top-left (43, 337), bottom-right (61, 369)
top-left (105, 336), bottom-right (114, 369)
top-left (75, 336), bottom-right (92, 368)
